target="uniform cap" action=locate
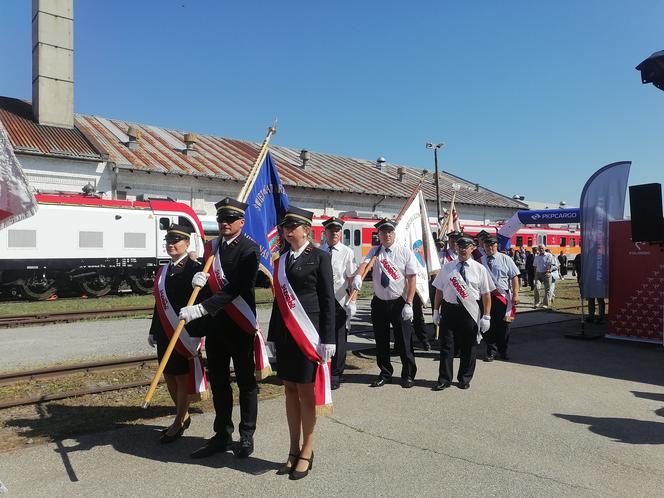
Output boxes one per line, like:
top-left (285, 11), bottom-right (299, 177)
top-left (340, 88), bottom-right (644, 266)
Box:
top-left (166, 223), bottom-right (193, 241)
top-left (484, 235), bottom-right (498, 245)
top-left (280, 206), bottom-right (314, 226)
top-left (456, 236), bottom-right (476, 248)
top-left (322, 216), bottom-right (344, 229)
top-left (215, 197), bottom-right (248, 218)
top-left (374, 218), bottom-right (397, 231)
top-left (447, 230), bottom-right (462, 239)
top-left (477, 230), bottom-right (490, 238)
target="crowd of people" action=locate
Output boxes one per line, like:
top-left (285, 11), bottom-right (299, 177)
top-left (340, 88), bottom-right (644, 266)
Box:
top-left (146, 202), bottom-right (584, 479)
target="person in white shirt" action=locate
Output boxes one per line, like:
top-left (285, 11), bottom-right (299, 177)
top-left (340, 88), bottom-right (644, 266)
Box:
top-left (353, 218), bottom-right (419, 388)
top-left (533, 244), bottom-right (556, 308)
top-left (319, 216), bottom-right (358, 390)
top-left (432, 236), bottom-right (494, 390)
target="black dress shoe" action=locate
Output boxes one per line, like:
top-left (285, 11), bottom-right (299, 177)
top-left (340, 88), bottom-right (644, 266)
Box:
top-left (370, 377), bottom-right (390, 388)
top-left (160, 415), bottom-right (191, 434)
top-left (331, 380), bottom-right (341, 390)
top-left (422, 341), bottom-right (432, 351)
top-left (289, 452), bottom-right (314, 480)
top-left (484, 354), bottom-right (495, 362)
top-left (457, 382), bottom-right (471, 390)
top-left (432, 382), bottom-right (451, 391)
top-left (190, 437), bottom-right (230, 459)
top-left (276, 453), bottom-right (299, 475)
top-left (235, 436), bottom-right (254, 458)
top-left (159, 425), bottom-right (185, 444)
top-left (401, 378), bottom-right (415, 388)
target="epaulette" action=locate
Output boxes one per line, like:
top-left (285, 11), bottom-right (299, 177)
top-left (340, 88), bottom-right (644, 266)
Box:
top-left (230, 238), bottom-right (240, 248)
top-left (303, 245), bottom-right (313, 256)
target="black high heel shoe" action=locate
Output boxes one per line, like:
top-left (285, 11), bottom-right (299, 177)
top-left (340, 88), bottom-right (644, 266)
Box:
top-left (159, 416), bottom-right (191, 443)
top-left (276, 453), bottom-right (299, 475)
top-left (289, 452), bottom-right (314, 480)
top-left (160, 415), bottom-right (191, 434)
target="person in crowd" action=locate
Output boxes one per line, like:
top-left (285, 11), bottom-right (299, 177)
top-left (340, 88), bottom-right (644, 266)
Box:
top-left (438, 231), bottom-right (460, 263)
top-left (481, 236), bottom-right (520, 361)
top-left (558, 251), bottom-right (568, 280)
top-left (319, 216), bottom-right (357, 389)
top-left (513, 246), bottom-right (527, 287)
top-left (268, 207), bottom-right (336, 480)
top-left (533, 244), bottom-right (556, 308)
top-left (179, 198), bottom-right (261, 459)
top-left (432, 236), bottom-right (493, 390)
top-left (546, 248), bottom-right (560, 303)
top-left (525, 248), bottom-right (536, 289)
top-left (574, 254), bottom-right (606, 323)
top-left (353, 218), bottom-right (419, 389)
top-left (147, 224), bottom-right (205, 444)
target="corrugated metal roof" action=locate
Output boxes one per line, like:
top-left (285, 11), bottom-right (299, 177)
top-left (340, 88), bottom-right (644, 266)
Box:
top-left (0, 96), bottom-right (525, 209)
top-left (0, 97), bottom-right (102, 160)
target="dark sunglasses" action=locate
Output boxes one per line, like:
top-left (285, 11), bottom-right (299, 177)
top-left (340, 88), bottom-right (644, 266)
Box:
top-left (165, 237), bottom-right (186, 244)
top-left (217, 216), bottom-right (242, 224)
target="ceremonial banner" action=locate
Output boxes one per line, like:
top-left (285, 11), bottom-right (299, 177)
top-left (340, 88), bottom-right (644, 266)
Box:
top-left (580, 161), bottom-right (631, 299)
top-left (0, 122), bottom-right (37, 229)
top-left (395, 191), bottom-right (441, 305)
top-left (242, 151), bottom-right (289, 278)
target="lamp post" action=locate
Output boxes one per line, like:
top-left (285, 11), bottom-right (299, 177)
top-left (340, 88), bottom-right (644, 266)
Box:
top-left (425, 142), bottom-right (444, 222)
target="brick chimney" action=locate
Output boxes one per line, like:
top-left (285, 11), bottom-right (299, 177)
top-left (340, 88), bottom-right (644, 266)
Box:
top-left (32, 0), bottom-right (74, 128)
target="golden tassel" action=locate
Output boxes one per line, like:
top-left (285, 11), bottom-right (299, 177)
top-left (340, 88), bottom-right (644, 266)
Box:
top-left (315, 404), bottom-right (334, 417)
top-left (255, 366), bottom-right (273, 381)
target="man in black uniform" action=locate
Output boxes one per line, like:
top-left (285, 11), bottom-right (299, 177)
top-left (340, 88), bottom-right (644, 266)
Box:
top-left (179, 197), bottom-right (261, 459)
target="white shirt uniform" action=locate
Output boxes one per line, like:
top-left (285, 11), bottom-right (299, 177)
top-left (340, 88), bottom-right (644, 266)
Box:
top-left (320, 241), bottom-right (357, 304)
top-left (364, 244), bottom-right (419, 301)
top-left (433, 258), bottom-right (495, 304)
top-left (534, 252), bottom-right (556, 272)
top-left (481, 252), bottom-right (519, 295)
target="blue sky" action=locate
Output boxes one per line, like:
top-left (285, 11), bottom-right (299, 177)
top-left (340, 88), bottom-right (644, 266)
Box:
top-left (1, 0), bottom-right (662, 206)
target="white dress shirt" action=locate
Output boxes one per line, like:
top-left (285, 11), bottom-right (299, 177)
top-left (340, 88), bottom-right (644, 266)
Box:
top-left (534, 252), bottom-right (556, 272)
top-left (433, 258), bottom-right (495, 304)
top-left (363, 243), bottom-right (419, 301)
top-left (288, 241), bottom-right (310, 262)
top-left (320, 241), bottom-right (357, 304)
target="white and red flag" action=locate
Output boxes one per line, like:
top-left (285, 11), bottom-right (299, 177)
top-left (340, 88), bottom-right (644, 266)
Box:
top-left (0, 122), bottom-right (37, 229)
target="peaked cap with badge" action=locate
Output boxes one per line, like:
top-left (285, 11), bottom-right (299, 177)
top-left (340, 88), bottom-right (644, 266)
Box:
top-left (322, 216), bottom-right (344, 229)
top-left (215, 197), bottom-right (248, 219)
top-left (374, 218), bottom-right (397, 231)
top-left (280, 206), bottom-right (314, 226)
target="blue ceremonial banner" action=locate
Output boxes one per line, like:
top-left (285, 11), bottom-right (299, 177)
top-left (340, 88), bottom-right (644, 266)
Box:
top-left (242, 151), bottom-right (289, 277)
top-left (517, 209), bottom-right (580, 225)
top-left (580, 161), bottom-right (631, 299)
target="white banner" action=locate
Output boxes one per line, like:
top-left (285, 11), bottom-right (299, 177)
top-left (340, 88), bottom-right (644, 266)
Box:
top-left (0, 122), bottom-right (37, 229)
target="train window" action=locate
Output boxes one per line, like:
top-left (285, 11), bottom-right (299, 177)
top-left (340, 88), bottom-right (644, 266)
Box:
top-left (7, 229), bottom-right (36, 248)
top-left (178, 217), bottom-right (195, 230)
top-left (515, 236), bottom-right (523, 247)
top-left (527, 237), bottom-right (533, 247)
top-left (79, 231), bottom-right (103, 248)
top-left (372, 232), bottom-right (380, 246)
top-left (354, 229), bottom-right (361, 246)
top-left (343, 229), bottom-right (351, 246)
top-left (560, 237), bottom-right (567, 247)
top-left (159, 217), bottom-right (170, 230)
top-left (124, 232), bottom-right (146, 249)
top-left (571, 238), bottom-right (576, 247)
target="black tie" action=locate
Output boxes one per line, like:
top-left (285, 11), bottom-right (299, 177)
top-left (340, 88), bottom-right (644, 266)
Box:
top-left (380, 248), bottom-right (391, 288)
top-left (458, 261), bottom-right (467, 283)
top-left (287, 253), bottom-right (295, 271)
top-left (487, 256), bottom-right (494, 271)
top-left (328, 246), bottom-right (333, 253)
top-left (221, 240), bottom-right (228, 251)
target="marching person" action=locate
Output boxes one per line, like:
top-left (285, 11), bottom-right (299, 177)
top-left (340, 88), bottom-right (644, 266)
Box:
top-left (319, 216), bottom-right (357, 390)
top-left (432, 236), bottom-right (494, 390)
top-left (481, 236), bottom-right (520, 361)
top-left (533, 244), bottom-right (556, 308)
top-left (354, 218), bottom-right (419, 389)
top-left (437, 231), bottom-right (460, 264)
top-left (179, 197), bottom-right (262, 460)
top-left (268, 206), bottom-right (336, 480)
top-left (147, 224), bottom-right (206, 443)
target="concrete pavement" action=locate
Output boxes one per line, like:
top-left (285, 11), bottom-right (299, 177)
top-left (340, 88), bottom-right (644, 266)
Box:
top-left (1, 316), bottom-right (663, 497)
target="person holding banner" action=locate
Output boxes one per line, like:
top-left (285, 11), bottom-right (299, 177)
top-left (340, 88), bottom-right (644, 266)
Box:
top-left (268, 206), bottom-right (336, 480)
top-left (319, 216), bottom-right (357, 390)
top-left (179, 197), bottom-right (263, 460)
top-left (147, 224), bottom-right (206, 443)
top-left (354, 218), bottom-right (419, 389)
top-left (481, 236), bottom-right (520, 361)
top-left (432, 236), bottom-right (494, 390)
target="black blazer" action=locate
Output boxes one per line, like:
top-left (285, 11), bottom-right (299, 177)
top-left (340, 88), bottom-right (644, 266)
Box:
top-left (149, 257), bottom-right (204, 338)
top-left (268, 244), bottom-right (335, 345)
top-left (199, 233), bottom-right (260, 330)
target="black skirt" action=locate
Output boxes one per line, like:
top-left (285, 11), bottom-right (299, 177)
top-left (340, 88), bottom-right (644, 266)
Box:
top-left (155, 326), bottom-right (190, 376)
top-left (275, 312), bottom-right (319, 384)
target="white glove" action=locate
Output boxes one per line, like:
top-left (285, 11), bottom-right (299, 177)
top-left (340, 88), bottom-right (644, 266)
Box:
top-left (147, 335), bottom-right (156, 348)
top-left (191, 272), bottom-right (209, 288)
top-left (317, 343), bottom-right (336, 361)
top-left (351, 275), bottom-right (363, 291)
top-left (401, 303), bottom-right (413, 321)
top-left (345, 301), bottom-right (357, 318)
top-left (432, 310), bottom-right (441, 326)
top-left (179, 303), bottom-right (208, 324)
top-left (479, 315), bottom-right (491, 334)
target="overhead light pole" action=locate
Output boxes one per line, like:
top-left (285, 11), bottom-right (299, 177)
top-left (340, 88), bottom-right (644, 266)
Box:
top-left (426, 142), bottom-right (445, 221)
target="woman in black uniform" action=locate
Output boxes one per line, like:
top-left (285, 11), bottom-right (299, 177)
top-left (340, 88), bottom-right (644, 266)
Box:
top-left (148, 224), bottom-right (203, 443)
top-left (268, 207), bottom-right (336, 480)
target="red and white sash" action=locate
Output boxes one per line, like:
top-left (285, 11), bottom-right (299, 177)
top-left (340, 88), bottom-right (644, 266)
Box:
top-left (153, 265), bottom-right (208, 399)
top-left (204, 239), bottom-right (271, 380)
top-left (374, 246), bottom-right (404, 284)
top-left (273, 254), bottom-right (333, 416)
top-left (448, 268), bottom-right (483, 344)
top-left (480, 255), bottom-right (517, 323)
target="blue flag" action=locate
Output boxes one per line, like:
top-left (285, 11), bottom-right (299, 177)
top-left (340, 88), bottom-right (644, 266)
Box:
top-left (242, 151), bottom-right (289, 277)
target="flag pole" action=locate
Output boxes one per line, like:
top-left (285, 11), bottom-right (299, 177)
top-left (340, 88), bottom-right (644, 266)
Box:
top-left (142, 123), bottom-right (278, 408)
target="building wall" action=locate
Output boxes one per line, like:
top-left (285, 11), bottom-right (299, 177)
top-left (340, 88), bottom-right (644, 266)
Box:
top-left (18, 154), bottom-right (108, 194)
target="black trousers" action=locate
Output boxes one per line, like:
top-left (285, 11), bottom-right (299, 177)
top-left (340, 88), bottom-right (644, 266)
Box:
top-left (205, 328), bottom-right (257, 441)
top-left (439, 301), bottom-right (478, 384)
top-left (331, 300), bottom-right (348, 382)
top-left (485, 294), bottom-right (509, 357)
top-left (412, 293), bottom-right (428, 343)
top-left (371, 296), bottom-right (417, 380)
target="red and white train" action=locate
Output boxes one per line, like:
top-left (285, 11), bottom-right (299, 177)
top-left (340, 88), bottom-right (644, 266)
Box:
top-left (0, 193), bottom-right (204, 300)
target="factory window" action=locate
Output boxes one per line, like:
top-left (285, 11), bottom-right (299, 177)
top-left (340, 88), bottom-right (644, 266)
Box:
top-left (354, 229), bottom-right (361, 246)
top-left (116, 191), bottom-right (127, 200)
top-left (79, 231), bottom-right (103, 248)
top-left (343, 229), bottom-right (351, 246)
top-left (7, 229), bottom-right (36, 248)
top-left (124, 232), bottom-right (146, 249)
